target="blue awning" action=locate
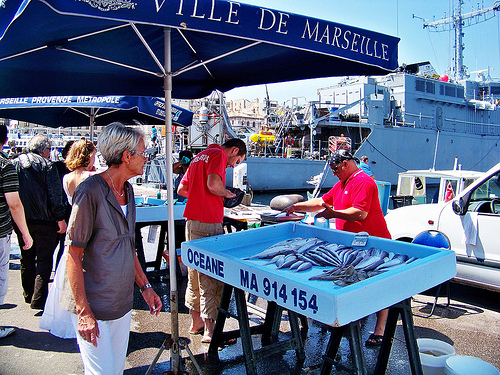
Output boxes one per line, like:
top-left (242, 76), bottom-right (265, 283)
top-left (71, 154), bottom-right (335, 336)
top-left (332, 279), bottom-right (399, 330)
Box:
top-left (0, 95), bottom-right (194, 127)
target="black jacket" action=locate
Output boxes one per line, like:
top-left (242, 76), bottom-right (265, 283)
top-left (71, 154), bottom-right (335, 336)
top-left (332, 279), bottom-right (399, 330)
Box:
top-left (13, 152), bottom-right (66, 225)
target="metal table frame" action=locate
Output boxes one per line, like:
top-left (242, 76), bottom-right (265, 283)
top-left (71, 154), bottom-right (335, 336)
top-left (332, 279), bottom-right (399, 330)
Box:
top-left (320, 298), bottom-right (423, 375)
top-left (135, 219), bottom-right (185, 278)
top-left (209, 284), bottom-right (306, 375)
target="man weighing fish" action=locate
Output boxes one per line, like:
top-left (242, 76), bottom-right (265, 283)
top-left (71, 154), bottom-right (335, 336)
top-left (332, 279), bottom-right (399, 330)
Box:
top-left (286, 149), bottom-right (391, 347)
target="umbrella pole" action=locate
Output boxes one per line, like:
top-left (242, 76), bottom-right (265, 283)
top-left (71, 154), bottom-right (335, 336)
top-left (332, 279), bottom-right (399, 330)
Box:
top-left (90, 109), bottom-right (95, 142)
top-left (146, 28), bottom-right (200, 375)
top-left (164, 27), bottom-right (182, 373)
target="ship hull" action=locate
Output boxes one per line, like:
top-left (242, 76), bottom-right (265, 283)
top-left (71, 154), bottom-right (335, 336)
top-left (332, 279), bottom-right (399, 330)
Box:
top-left (227, 125), bottom-right (500, 191)
top-left (226, 156), bottom-right (337, 192)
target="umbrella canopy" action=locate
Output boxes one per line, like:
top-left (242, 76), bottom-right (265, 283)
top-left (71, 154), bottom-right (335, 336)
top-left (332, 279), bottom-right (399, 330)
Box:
top-left (0, 95), bottom-right (194, 128)
top-left (0, 0), bottom-right (399, 99)
top-left (0, 1), bottom-right (399, 371)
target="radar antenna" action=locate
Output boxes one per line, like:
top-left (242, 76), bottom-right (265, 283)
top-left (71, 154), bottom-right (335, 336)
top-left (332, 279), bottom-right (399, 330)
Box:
top-left (413, 1), bottom-right (500, 81)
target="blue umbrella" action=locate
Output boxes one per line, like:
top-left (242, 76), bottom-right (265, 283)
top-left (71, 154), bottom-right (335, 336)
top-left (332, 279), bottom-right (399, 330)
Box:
top-left (0, 95), bottom-right (193, 128)
top-left (0, 1), bottom-right (399, 371)
top-left (0, 1), bottom-right (398, 98)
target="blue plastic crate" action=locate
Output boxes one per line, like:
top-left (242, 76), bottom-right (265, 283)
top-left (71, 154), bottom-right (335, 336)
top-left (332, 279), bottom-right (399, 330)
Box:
top-left (181, 222), bottom-right (456, 326)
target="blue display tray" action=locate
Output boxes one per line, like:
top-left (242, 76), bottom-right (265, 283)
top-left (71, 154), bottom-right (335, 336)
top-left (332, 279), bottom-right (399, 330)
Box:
top-left (181, 222), bottom-right (456, 326)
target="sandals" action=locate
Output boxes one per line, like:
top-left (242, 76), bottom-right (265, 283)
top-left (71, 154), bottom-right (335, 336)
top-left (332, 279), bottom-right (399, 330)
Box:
top-left (201, 336), bottom-right (237, 347)
top-left (201, 335), bottom-right (212, 344)
top-left (365, 334), bottom-right (383, 347)
top-left (188, 327), bottom-right (204, 335)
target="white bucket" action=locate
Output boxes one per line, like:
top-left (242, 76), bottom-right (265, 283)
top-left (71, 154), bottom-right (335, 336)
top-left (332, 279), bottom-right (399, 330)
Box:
top-left (417, 338), bottom-right (456, 375)
top-left (445, 355), bottom-right (499, 375)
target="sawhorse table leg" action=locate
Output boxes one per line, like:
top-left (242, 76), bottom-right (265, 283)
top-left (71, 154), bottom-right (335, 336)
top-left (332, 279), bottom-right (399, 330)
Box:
top-left (209, 284), bottom-right (305, 375)
top-left (320, 320), bottom-right (366, 375)
top-left (374, 298), bottom-right (423, 375)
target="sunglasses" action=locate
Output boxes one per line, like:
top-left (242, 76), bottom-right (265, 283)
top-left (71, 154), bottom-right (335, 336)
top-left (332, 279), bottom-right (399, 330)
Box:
top-left (330, 161), bottom-right (344, 173)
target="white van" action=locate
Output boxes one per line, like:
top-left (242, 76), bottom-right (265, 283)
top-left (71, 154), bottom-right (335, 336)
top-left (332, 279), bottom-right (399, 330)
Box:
top-left (385, 162), bottom-right (500, 292)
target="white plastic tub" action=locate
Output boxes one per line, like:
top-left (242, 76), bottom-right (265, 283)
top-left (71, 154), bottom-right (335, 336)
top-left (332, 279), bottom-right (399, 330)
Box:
top-left (445, 355), bottom-right (499, 375)
top-left (417, 338), bottom-right (456, 375)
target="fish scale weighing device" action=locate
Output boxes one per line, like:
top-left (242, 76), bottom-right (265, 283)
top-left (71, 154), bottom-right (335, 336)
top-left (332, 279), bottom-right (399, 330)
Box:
top-left (181, 222), bottom-right (456, 326)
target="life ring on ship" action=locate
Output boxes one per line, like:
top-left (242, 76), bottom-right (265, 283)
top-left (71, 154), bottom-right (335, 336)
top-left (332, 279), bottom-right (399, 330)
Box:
top-left (284, 135), bottom-right (294, 146)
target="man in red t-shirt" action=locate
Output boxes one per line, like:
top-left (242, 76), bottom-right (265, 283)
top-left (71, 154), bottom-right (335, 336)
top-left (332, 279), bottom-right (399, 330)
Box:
top-left (177, 138), bottom-right (246, 344)
top-left (287, 149), bottom-right (391, 347)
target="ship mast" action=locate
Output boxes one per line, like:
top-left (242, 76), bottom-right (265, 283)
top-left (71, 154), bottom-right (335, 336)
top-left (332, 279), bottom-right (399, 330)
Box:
top-left (417, 0), bottom-right (500, 81)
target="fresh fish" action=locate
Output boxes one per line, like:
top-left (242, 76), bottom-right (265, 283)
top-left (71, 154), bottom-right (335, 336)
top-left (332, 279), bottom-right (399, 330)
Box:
top-left (296, 253), bottom-right (321, 266)
top-left (353, 253), bottom-right (375, 270)
top-left (361, 257), bottom-right (386, 271)
top-left (350, 253), bottom-right (366, 268)
top-left (248, 237), bottom-right (419, 287)
top-left (406, 256), bottom-right (419, 264)
top-left (375, 258), bottom-right (404, 270)
top-left (289, 260), bottom-right (304, 270)
top-left (311, 247), bottom-right (341, 265)
top-left (275, 254), bottom-right (287, 268)
top-left (278, 254), bottom-right (299, 269)
top-left (393, 253), bottom-right (409, 262)
top-left (295, 261), bottom-right (313, 272)
top-left (296, 238), bottom-right (328, 254)
top-left (264, 254), bottom-right (283, 265)
top-left (245, 237), bottom-right (308, 259)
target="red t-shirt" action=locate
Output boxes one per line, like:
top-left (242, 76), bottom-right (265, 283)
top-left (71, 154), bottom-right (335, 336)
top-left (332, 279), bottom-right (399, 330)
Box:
top-left (180, 144), bottom-right (227, 223)
top-left (322, 169), bottom-right (391, 239)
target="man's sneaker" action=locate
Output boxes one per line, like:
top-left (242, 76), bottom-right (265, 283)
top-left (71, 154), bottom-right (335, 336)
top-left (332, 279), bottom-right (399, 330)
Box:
top-left (0, 327), bottom-right (16, 339)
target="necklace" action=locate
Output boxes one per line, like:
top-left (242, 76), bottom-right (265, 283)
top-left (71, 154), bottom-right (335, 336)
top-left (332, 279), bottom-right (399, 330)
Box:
top-left (105, 169), bottom-right (124, 197)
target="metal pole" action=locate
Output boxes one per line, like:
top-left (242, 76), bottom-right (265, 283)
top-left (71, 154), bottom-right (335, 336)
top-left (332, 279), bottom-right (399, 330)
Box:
top-left (164, 27), bottom-right (181, 373)
top-left (90, 108), bottom-right (95, 142)
top-left (432, 130), bottom-right (440, 170)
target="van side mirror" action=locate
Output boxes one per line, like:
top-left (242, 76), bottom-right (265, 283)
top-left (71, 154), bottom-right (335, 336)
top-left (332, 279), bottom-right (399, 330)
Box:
top-left (452, 198), bottom-right (467, 215)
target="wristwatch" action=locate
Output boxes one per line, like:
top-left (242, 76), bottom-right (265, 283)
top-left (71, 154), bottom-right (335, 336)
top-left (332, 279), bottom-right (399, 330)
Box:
top-left (140, 283), bottom-right (152, 293)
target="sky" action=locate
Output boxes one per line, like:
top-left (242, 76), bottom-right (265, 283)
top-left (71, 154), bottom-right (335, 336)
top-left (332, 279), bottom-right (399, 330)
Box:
top-left (224, 0), bottom-right (500, 105)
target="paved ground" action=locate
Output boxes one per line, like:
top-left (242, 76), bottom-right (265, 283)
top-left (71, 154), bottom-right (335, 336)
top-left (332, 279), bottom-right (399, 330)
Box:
top-left (1, 219), bottom-right (499, 374)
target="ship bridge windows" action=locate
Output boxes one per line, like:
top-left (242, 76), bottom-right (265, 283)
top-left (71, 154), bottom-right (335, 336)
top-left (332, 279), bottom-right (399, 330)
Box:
top-left (416, 79), bottom-right (425, 92)
top-left (444, 85), bottom-right (457, 97)
top-left (415, 79), bottom-right (436, 94)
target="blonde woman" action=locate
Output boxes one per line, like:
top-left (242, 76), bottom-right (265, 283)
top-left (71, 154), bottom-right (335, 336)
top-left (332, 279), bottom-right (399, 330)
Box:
top-left (63, 138), bottom-right (97, 204)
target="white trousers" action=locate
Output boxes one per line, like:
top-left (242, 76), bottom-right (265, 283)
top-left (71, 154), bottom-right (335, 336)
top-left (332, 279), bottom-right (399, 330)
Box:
top-left (71, 310), bottom-right (132, 375)
top-left (0, 235), bottom-right (11, 305)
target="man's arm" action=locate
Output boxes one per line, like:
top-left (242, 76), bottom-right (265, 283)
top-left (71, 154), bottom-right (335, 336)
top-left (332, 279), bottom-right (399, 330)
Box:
top-left (207, 174), bottom-right (235, 198)
top-left (285, 197), bottom-right (324, 214)
top-left (316, 203), bottom-right (368, 221)
top-left (177, 181), bottom-right (188, 198)
top-left (5, 191), bottom-right (33, 250)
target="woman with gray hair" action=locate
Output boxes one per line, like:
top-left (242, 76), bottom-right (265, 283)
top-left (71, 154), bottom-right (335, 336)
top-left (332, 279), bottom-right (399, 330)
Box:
top-left (60, 122), bottom-right (162, 374)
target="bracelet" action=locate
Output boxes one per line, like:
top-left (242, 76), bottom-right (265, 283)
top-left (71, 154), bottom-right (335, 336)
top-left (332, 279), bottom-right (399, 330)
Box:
top-left (140, 283), bottom-right (152, 293)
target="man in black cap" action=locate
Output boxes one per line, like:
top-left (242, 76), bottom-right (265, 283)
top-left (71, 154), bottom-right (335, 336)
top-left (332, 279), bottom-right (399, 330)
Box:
top-left (286, 149), bottom-right (391, 347)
